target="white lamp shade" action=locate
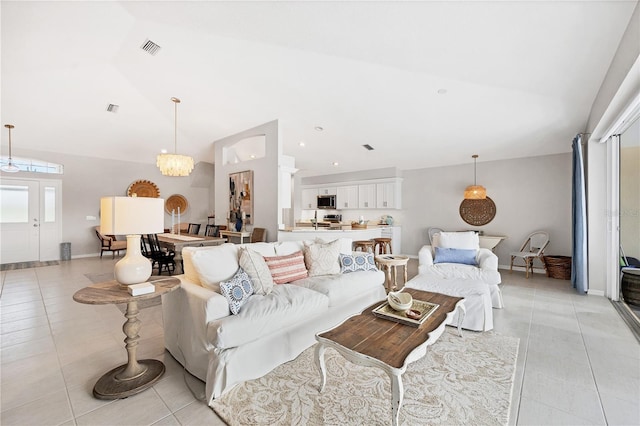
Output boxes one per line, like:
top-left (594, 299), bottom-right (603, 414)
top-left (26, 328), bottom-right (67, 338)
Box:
top-left (100, 196), bottom-right (164, 235)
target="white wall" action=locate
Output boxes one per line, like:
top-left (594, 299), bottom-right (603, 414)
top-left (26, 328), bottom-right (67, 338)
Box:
top-left (586, 2), bottom-right (640, 296)
top-left (402, 153), bottom-right (572, 267)
top-left (1, 149), bottom-right (214, 257)
top-left (214, 120), bottom-right (280, 242)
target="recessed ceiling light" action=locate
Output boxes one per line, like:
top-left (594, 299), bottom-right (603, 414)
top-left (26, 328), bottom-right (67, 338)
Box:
top-left (299, 141), bottom-right (305, 147)
top-left (315, 126), bottom-right (324, 132)
top-left (437, 89), bottom-right (448, 94)
top-left (106, 104), bottom-right (119, 113)
top-left (160, 149), bottom-right (168, 154)
top-left (332, 162), bottom-right (339, 166)
top-left (250, 154), bottom-right (256, 159)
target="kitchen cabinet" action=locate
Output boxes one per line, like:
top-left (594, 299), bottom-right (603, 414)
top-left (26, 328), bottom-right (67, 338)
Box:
top-left (336, 185), bottom-right (358, 209)
top-left (358, 184), bottom-right (377, 209)
top-left (376, 181), bottom-right (401, 209)
top-left (301, 188), bottom-right (318, 209)
top-left (318, 187), bottom-right (337, 196)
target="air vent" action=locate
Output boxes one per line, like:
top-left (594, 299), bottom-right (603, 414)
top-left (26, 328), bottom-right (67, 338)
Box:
top-left (140, 39), bottom-right (161, 56)
top-left (362, 144), bottom-right (375, 151)
top-left (106, 104), bottom-right (119, 113)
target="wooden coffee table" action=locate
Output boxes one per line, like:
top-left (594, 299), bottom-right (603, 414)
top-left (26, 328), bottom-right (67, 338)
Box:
top-left (73, 276), bottom-right (180, 399)
top-left (315, 289), bottom-right (465, 426)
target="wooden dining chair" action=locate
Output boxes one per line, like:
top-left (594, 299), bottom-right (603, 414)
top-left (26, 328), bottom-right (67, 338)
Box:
top-left (204, 224), bottom-right (220, 237)
top-left (187, 223), bottom-right (201, 235)
top-left (144, 234), bottom-right (176, 275)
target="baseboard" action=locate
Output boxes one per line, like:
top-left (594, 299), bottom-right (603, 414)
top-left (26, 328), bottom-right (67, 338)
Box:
top-left (587, 289), bottom-right (605, 297)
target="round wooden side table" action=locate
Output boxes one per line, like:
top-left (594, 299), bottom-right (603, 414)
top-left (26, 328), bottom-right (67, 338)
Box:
top-left (73, 276), bottom-right (180, 400)
top-left (375, 255), bottom-right (409, 293)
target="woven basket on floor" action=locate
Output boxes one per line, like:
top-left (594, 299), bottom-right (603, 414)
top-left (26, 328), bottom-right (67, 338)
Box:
top-left (543, 255), bottom-right (572, 280)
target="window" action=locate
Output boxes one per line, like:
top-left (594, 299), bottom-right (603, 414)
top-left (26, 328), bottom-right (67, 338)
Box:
top-left (0, 156), bottom-right (64, 174)
top-left (0, 185), bottom-right (29, 223)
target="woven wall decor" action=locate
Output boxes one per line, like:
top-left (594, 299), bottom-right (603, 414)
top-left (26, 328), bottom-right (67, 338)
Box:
top-left (459, 196), bottom-right (496, 226)
top-left (127, 180), bottom-right (160, 198)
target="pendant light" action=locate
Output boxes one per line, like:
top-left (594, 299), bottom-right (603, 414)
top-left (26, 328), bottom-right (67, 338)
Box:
top-left (2, 124), bottom-right (20, 173)
top-left (156, 97), bottom-right (194, 176)
top-left (463, 154), bottom-right (487, 199)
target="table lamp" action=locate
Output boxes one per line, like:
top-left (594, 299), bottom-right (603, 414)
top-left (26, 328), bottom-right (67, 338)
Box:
top-left (100, 196), bottom-right (164, 286)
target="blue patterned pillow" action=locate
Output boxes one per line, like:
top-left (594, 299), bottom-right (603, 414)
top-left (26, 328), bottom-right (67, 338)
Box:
top-left (434, 247), bottom-right (478, 266)
top-left (339, 253), bottom-right (378, 273)
top-left (220, 267), bottom-right (254, 315)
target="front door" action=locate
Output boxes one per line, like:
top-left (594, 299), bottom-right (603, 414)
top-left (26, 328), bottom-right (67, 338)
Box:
top-left (0, 178), bottom-right (62, 263)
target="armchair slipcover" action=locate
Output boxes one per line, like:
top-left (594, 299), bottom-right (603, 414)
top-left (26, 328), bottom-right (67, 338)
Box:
top-left (418, 231), bottom-right (503, 308)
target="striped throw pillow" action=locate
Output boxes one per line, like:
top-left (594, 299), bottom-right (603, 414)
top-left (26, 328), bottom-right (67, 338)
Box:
top-left (263, 251), bottom-right (308, 284)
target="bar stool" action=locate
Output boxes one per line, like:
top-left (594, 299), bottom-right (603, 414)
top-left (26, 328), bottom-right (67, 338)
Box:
top-left (353, 240), bottom-right (374, 253)
top-left (373, 238), bottom-right (392, 255)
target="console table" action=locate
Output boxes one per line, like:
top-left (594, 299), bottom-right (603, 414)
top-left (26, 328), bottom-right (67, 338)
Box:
top-left (219, 230), bottom-right (251, 244)
top-left (73, 277), bottom-right (180, 399)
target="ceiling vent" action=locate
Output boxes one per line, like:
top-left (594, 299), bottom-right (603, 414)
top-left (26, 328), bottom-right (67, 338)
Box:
top-left (106, 104), bottom-right (119, 113)
top-left (140, 39), bottom-right (161, 56)
top-left (362, 144), bottom-right (375, 151)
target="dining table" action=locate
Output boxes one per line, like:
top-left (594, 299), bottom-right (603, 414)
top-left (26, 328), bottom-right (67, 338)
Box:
top-left (156, 233), bottom-right (226, 252)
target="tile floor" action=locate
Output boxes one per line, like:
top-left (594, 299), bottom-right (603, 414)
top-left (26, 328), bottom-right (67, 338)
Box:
top-left (1, 256), bottom-right (639, 425)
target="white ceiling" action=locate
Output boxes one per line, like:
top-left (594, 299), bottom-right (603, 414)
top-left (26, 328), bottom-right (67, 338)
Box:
top-left (1, 1), bottom-right (638, 177)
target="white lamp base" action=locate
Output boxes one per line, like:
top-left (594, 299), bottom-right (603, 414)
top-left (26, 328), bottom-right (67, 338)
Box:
top-left (114, 235), bottom-right (152, 286)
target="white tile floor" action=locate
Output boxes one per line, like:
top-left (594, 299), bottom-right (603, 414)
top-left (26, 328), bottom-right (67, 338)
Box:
top-left (1, 256), bottom-right (639, 425)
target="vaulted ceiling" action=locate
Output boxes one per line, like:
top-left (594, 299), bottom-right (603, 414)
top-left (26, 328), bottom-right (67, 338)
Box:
top-left (1, 1), bottom-right (637, 177)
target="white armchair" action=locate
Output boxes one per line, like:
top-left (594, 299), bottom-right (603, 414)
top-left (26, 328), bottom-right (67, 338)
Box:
top-left (417, 231), bottom-right (503, 308)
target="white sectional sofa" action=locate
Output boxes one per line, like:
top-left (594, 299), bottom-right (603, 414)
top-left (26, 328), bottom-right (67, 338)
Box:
top-left (162, 238), bottom-right (386, 406)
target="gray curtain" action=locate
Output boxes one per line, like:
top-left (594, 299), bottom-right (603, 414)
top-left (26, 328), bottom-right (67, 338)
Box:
top-left (571, 135), bottom-right (588, 293)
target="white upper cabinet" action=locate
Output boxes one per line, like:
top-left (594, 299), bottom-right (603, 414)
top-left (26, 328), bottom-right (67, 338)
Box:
top-left (376, 181), bottom-right (401, 209)
top-left (301, 188), bottom-right (318, 209)
top-left (336, 185), bottom-right (358, 209)
top-left (318, 187), bottom-right (337, 196)
top-left (358, 184), bottom-right (377, 209)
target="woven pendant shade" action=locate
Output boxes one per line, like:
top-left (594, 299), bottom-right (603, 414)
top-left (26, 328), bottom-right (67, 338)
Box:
top-left (463, 154), bottom-right (487, 200)
top-left (464, 184), bottom-right (487, 200)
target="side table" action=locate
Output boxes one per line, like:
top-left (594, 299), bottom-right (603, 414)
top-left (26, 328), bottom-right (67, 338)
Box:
top-left (375, 255), bottom-right (410, 292)
top-left (73, 276), bottom-right (180, 399)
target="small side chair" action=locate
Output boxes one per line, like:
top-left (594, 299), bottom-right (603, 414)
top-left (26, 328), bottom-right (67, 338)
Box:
top-left (510, 231), bottom-right (550, 278)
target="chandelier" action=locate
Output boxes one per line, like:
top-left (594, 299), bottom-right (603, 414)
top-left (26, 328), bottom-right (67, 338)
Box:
top-left (463, 154), bottom-right (487, 199)
top-left (157, 97), bottom-right (194, 176)
top-left (2, 124), bottom-right (20, 173)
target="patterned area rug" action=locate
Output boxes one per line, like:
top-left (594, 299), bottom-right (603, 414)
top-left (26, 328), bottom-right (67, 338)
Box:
top-left (212, 330), bottom-right (519, 426)
top-left (1, 260), bottom-right (60, 271)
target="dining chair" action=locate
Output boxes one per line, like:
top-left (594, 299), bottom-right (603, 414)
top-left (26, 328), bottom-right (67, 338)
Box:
top-left (250, 227), bottom-right (267, 243)
top-left (427, 227), bottom-right (444, 245)
top-left (205, 224), bottom-right (220, 237)
top-left (144, 234), bottom-right (176, 275)
top-left (187, 223), bottom-right (201, 235)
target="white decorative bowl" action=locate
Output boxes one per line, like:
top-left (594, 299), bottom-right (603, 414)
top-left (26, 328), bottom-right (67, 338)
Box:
top-left (387, 291), bottom-right (413, 311)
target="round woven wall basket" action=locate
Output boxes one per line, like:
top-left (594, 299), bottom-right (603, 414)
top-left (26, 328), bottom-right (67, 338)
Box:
top-left (543, 255), bottom-right (572, 280)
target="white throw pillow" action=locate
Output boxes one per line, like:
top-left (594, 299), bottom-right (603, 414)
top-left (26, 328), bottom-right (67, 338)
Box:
top-left (190, 243), bottom-right (240, 292)
top-left (435, 231), bottom-right (479, 250)
top-left (239, 247), bottom-right (274, 295)
top-left (303, 239), bottom-right (341, 276)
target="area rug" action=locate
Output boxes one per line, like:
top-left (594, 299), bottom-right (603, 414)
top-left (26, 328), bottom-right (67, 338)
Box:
top-left (212, 330), bottom-right (519, 426)
top-left (1, 260), bottom-right (60, 271)
top-left (84, 272), bottom-right (162, 312)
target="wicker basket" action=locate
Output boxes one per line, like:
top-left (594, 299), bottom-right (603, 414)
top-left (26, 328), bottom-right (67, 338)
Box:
top-left (351, 223), bottom-right (367, 229)
top-left (544, 255), bottom-right (572, 280)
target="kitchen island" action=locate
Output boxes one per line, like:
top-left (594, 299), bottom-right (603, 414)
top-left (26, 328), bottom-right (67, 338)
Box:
top-left (278, 227), bottom-right (384, 243)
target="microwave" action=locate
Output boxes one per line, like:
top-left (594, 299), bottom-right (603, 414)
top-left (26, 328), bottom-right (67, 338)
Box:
top-left (317, 194), bottom-right (336, 209)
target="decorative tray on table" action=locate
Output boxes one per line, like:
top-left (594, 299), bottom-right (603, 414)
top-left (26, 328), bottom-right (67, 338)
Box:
top-left (373, 300), bottom-right (439, 327)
